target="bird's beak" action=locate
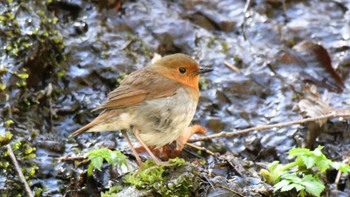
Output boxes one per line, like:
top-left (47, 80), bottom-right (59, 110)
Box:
top-left (195, 67), bottom-right (213, 75)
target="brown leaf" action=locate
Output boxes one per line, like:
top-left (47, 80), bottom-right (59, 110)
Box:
top-left (275, 40), bottom-right (345, 92)
top-left (293, 84), bottom-right (349, 148)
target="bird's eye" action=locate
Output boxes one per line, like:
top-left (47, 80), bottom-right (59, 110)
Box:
top-left (179, 67), bottom-right (186, 74)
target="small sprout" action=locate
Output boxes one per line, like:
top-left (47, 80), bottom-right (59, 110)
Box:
top-left (24, 98), bottom-right (31, 106)
top-left (34, 187), bottom-right (43, 197)
top-left (5, 45), bottom-right (12, 51)
top-left (37, 10), bottom-right (45, 16)
top-left (86, 148), bottom-right (127, 176)
top-left (0, 132), bottom-right (13, 145)
top-left (101, 186), bottom-right (122, 197)
top-left (5, 120), bottom-right (14, 127)
top-left (6, 13), bottom-right (15, 20)
top-left (221, 41), bottom-right (229, 54)
top-left (4, 161), bottom-right (10, 168)
top-left (13, 19), bottom-right (18, 26)
top-left (57, 70), bottom-right (66, 78)
top-left (22, 42), bottom-right (30, 49)
top-left (261, 146), bottom-right (350, 197)
top-left (169, 158), bottom-right (187, 166)
top-left (24, 147), bottom-right (36, 155)
top-left (17, 73), bottom-right (29, 79)
top-left (0, 16), bottom-right (6, 22)
top-left (52, 17), bottom-right (58, 24)
top-left (12, 141), bottom-right (22, 151)
top-left (28, 166), bottom-right (38, 177)
top-left (0, 84), bottom-right (6, 91)
top-left (124, 160), bottom-right (165, 188)
top-left (12, 48), bottom-right (19, 55)
top-left (42, 31), bottom-right (49, 37)
top-left (16, 80), bottom-right (27, 87)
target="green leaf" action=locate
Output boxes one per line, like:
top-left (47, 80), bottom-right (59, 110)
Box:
top-left (17, 73), bottom-right (29, 79)
top-left (301, 175), bottom-right (325, 197)
top-left (274, 180), bottom-right (291, 192)
top-left (91, 157), bottom-right (103, 171)
top-left (87, 163), bottom-right (94, 177)
top-left (85, 148), bottom-right (128, 176)
top-left (289, 147), bottom-right (311, 157)
top-left (316, 158), bottom-right (331, 173)
top-left (289, 146), bottom-right (332, 172)
top-left (281, 183), bottom-right (304, 192)
top-left (169, 158), bottom-right (187, 166)
top-left (331, 162), bottom-right (350, 174)
top-left (301, 155), bottom-right (316, 169)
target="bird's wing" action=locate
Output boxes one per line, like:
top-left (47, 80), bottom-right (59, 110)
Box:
top-left (94, 68), bottom-right (181, 111)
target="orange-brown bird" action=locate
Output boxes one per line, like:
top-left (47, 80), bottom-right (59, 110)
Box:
top-left (70, 53), bottom-right (212, 166)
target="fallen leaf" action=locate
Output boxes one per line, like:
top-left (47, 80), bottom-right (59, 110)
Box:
top-left (274, 41), bottom-right (344, 92)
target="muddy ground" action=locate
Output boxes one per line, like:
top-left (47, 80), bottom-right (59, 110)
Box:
top-left (1, 0), bottom-right (350, 196)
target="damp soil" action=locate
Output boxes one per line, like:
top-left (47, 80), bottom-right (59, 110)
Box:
top-left (1, 0), bottom-right (350, 196)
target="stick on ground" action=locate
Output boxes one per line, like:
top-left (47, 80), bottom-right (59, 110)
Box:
top-left (186, 142), bottom-right (215, 156)
top-left (190, 112), bottom-right (350, 142)
top-left (6, 144), bottom-right (34, 197)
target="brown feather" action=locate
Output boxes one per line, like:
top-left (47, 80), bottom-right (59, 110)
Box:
top-left (94, 68), bottom-right (181, 111)
top-left (70, 111), bottom-right (117, 136)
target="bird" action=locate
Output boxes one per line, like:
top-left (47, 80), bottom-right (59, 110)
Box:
top-left (70, 53), bottom-right (212, 166)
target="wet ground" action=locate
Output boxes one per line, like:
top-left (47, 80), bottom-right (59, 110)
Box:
top-left (1, 0), bottom-right (350, 196)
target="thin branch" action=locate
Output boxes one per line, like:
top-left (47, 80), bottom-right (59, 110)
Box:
top-left (216, 184), bottom-right (245, 197)
top-left (186, 143), bottom-right (215, 156)
top-left (190, 112), bottom-right (350, 142)
top-left (241, 0), bottom-right (253, 41)
top-left (335, 157), bottom-right (349, 186)
top-left (6, 144), bottom-right (34, 197)
top-left (60, 155), bottom-right (86, 162)
top-left (224, 61), bottom-right (240, 73)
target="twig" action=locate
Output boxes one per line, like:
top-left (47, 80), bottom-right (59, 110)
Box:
top-left (241, 0), bottom-right (253, 41)
top-left (224, 61), bottom-right (240, 73)
top-left (6, 144), bottom-right (34, 197)
top-left (335, 158), bottom-right (349, 186)
top-left (216, 184), bottom-right (244, 197)
top-left (190, 112), bottom-right (350, 142)
top-left (335, 169), bottom-right (342, 187)
top-left (186, 143), bottom-right (215, 156)
top-left (60, 155), bottom-right (86, 162)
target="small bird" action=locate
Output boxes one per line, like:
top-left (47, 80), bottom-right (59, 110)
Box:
top-left (70, 53), bottom-right (212, 166)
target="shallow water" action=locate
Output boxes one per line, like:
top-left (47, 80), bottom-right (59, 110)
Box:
top-left (1, 0), bottom-right (350, 196)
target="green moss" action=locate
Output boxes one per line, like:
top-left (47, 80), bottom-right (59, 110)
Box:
top-left (57, 70), bottom-right (66, 78)
top-left (101, 186), bottom-right (122, 197)
top-left (4, 120), bottom-right (14, 127)
top-left (34, 187), bottom-right (43, 197)
top-left (207, 37), bottom-right (216, 48)
top-left (124, 160), bottom-right (164, 188)
top-left (221, 41), bottom-right (229, 54)
top-left (0, 138), bottom-right (40, 196)
top-left (199, 77), bottom-right (210, 90)
top-left (0, 132), bottom-right (13, 145)
top-left (123, 158), bottom-right (195, 196)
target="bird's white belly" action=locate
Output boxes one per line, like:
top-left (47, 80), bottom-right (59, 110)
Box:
top-left (133, 88), bottom-right (197, 147)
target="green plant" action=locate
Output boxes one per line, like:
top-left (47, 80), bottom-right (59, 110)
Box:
top-left (123, 158), bottom-right (193, 197)
top-left (86, 148), bottom-right (128, 176)
top-left (260, 146), bottom-right (350, 197)
top-left (101, 186), bottom-right (122, 197)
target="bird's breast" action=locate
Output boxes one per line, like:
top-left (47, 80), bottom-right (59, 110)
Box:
top-left (133, 87), bottom-right (198, 147)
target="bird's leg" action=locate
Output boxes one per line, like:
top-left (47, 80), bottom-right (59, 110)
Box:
top-left (121, 130), bottom-right (142, 166)
top-left (133, 127), bottom-right (164, 165)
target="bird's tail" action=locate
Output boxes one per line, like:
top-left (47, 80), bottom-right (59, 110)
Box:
top-left (69, 112), bottom-right (113, 137)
